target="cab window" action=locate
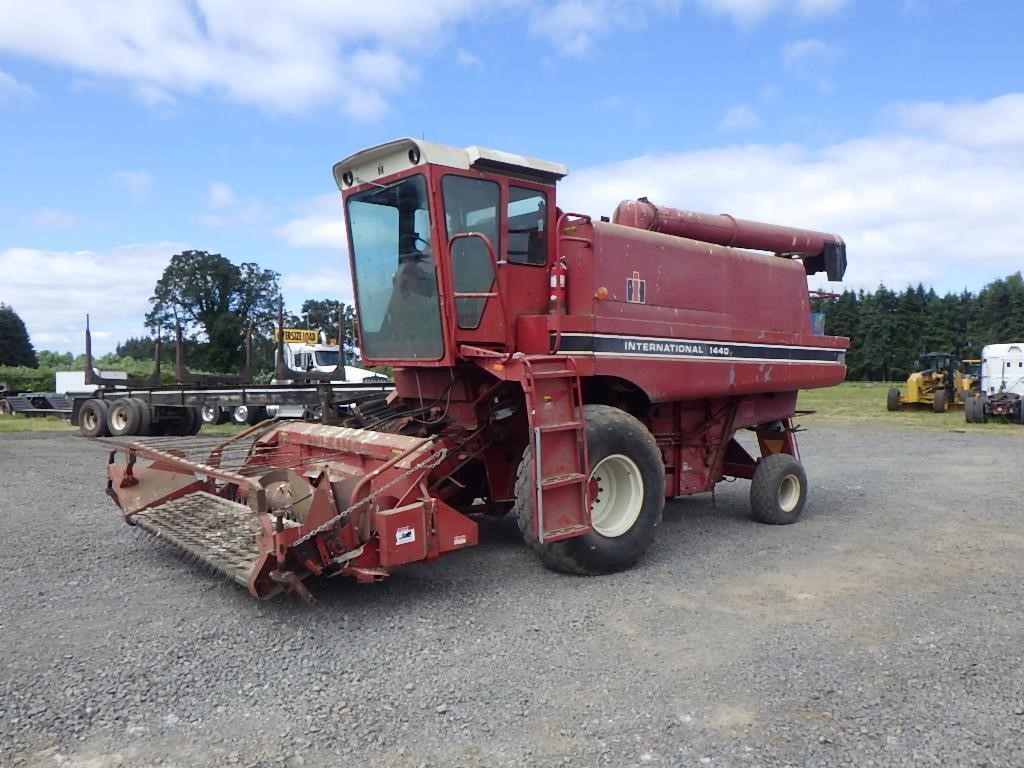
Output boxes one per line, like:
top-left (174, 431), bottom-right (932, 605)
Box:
top-left (507, 186), bottom-right (547, 266)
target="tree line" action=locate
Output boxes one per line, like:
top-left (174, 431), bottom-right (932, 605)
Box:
top-left (812, 272), bottom-right (1024, 381)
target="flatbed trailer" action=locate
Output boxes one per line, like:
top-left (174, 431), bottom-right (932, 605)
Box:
top-left (72, 381), bottom-right (393, 437)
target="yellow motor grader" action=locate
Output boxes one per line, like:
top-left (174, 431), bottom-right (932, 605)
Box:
top-left (886, 352), bottom-right (979, 413)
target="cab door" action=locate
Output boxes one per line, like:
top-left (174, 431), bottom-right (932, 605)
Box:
top-left (440, 173), bottom-right (553, 351)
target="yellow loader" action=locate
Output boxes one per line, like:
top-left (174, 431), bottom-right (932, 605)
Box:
top-left (886, 352), bottom-right (978, 413)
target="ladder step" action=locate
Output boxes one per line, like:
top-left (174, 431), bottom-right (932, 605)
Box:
top-left (541, 472), bottom-right (588, 490)
top-left (537, 420), bottom-right (584, 433)
top-left (532, 369), bottom-right (577, 379)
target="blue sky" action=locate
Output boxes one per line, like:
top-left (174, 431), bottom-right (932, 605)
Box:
top-left (1, 0), bottom-right (1022, 354)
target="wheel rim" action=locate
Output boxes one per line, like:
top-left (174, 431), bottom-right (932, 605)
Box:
top-left (589, 453), bottom-right (643, 538)
top-left (83, 409), bottom-right (97, 430)
top-left (201, 406), bottom-right (218, 423)
top-left (235, 406), bottom-right (248, 422)
top-left (111, 405), bottom-right (129, 431)
top-left (778, 474), bottom-right (801, 512)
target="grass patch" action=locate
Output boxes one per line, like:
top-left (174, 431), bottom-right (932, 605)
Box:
top-left (0, 414), bottom-right (77, 433)
top-left (797, 382), bottom-right (1021, 434)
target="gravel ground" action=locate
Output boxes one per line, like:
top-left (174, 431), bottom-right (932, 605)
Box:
top-left (1, 424), bottom-right (1023, 768)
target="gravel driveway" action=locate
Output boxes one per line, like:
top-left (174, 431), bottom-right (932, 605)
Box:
top-left (1, 424), bottom-right (1022, 767)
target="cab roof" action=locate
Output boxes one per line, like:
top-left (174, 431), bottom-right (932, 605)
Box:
top-left (333, 138), bottom-right (568, 190)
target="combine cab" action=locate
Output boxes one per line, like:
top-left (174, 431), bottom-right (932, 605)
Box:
top-left (101, 138), bottom-right (850, 600)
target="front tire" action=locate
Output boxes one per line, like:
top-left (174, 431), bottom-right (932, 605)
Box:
top-left (886, 388), bottom-right (900, 411)
top-left (750, 453), bottom-right (808, 525)
top-left (515, 404), bottom-right (665, 575)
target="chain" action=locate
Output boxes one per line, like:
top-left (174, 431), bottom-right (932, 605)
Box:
top-left (287, 446), bottom-right (449, 549)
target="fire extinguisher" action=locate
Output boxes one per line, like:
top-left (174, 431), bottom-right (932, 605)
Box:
top-left (548, 257), bottom-right (568, 314)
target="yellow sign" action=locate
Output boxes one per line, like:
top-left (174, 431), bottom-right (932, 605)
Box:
top-left (273, 328), bottom-right (320, 344)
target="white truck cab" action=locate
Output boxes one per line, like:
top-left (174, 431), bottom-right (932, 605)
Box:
top-left (979, 343), bottom-right (1024, 396)
top-left (264, 330), bottom-right (387, 420)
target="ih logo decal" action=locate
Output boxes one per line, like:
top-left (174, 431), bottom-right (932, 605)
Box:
top-left (626, 271), bottom-right (646, 304)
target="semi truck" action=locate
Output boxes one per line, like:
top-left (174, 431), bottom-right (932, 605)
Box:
top-left (98, 137), bottom-right (850, 601)
top-left (965, 343), bottom-right (1024, 423)
top-left (198, 328), bottom-right (388, 425)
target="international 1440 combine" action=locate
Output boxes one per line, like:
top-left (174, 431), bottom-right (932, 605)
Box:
top-left (101, 139), bottom-right (849, 600)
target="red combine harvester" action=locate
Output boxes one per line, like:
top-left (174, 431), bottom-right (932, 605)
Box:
top-left (102, 139), bottom-right (849, 601)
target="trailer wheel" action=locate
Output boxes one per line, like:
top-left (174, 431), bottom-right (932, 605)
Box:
top-left (932, 390), bottom-right (947, 413)
top-left (128, 398), bottom-right (152, 436)
top-left (233, 405), bottom-right (266, 426)
top-left (514, 404), bottom-right (665, 575)
top-left (0, 399), bottom-right (11, 416)
top-left (886, 388), bottom-right (900, 411)
top-left (978, 395), bottom-right (989, 424)
top-left (108, 397), bottom-right (150, 436)
top-left (79, 399), bottom-right (111, 438)
top-left (750, 453), bottom-right (807, 525)
top-left (201, 405), bottom-right (228, 425)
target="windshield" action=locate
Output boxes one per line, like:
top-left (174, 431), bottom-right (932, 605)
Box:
top-left (346, 174), bottom-right (443, 359)
top-left (315, 350), bottom-right (339, 367)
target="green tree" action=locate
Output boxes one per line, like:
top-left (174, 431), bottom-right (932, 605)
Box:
top-left (35, 350), bottom-right (75, 369)
top-left (144, 250), bottom-right (281, 372)
top-left (0, 304), bottom-right (37, 367)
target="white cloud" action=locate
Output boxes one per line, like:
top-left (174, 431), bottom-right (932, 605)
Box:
top-left (892, 93), bottom-right (1024, 149)
top-left (455, 48), bottom-right (482, 68)
top-left (701, 0), bottom-right (846, 24)
top-left (29, 208), bottom-right (77, 230)
top-left (0, 1), bottom-right (489, 117)
top-left (528, 0), bottom-right (683, 57)
top-left (719, 104), bottom-right (762, 132)
top-left (781, 37), bottom-right (839, 92)
top-left (0, 2), bottom-right (848, 115)
top-left (0, 68), bottom-right (34, 100)
top-left (113, 170), bottom-right (154, 200)
top-left (782, 37), bottom-right (836, 70)
top-left (559, 92), bottom-right (1024, 295)
top-left (281, 267), bottom-right (353, 313)
top-left (273, 193), bottom-right (347, 250)
top-left (208, 181), bottom-right (237, 210)
top-left (198, 201), bottom-right (268, 230)
top-left (0, 243), bottom-right (184, 354)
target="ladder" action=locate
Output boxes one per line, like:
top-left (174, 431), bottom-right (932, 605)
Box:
top-left (522, 356), bottom-right (591, 543)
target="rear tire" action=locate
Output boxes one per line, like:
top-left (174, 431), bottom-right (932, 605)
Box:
top-left (932, 390), bottom-right (947, 413)
top-left (0, 399), bottom-right (12, 416)
top-left (514, 404), bottom-right (665, 575)
top-left (886, 388), bottom-right (900, 411)
top-left (750, 453), bottom-right (808, 525)
top-left (79, 399), bottom-right (111, 438)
